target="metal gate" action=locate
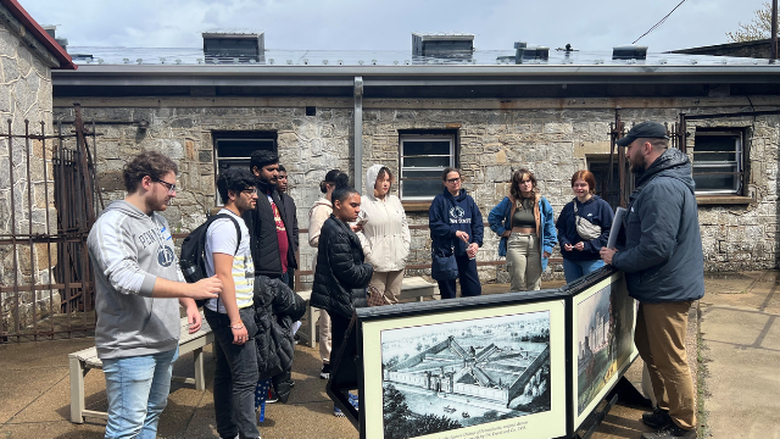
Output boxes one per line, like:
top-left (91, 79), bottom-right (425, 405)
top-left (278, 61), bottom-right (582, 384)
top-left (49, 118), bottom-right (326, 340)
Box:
top-left (607, 110), bottom-right (687, 208)
top-left (0, 105), bottom-right (99, 342)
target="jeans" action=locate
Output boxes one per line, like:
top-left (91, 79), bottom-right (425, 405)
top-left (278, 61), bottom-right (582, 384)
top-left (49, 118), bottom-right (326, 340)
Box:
top-left (437, 254), bottom-right (481, 299)
top-left (562, 258), bottom-right (605, 283)
top-left (205, 307), bottom-right (260, 439)
top-left (506, 233), bottom-right (542, 291)
top-left (102, 346), bottom-right (178, 439)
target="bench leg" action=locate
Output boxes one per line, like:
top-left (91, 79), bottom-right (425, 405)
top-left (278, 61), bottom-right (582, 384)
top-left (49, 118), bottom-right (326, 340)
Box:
top-left (304, 304), bottom-right (318, 348)
top-left (193, 347), bottom-right (206, 391)
top-left (69, 356), bottom-right (86, 424)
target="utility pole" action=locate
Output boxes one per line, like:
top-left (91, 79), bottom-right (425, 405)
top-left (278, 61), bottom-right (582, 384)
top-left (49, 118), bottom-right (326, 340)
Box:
top-left (772, 0), bottom-right (778, 61)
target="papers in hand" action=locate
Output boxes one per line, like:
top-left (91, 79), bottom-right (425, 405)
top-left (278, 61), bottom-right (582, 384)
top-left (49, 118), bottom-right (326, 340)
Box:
top-left (606, 207), bottom-right (626, 249)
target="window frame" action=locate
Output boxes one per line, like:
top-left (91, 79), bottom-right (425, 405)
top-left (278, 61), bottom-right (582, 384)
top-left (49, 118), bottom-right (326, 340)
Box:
top-left (691, 128), bottom-right (746, 196)
top-left (398, 131), bottom-right (458, 201)
top-left (212, 131), bottom-right (277, 204)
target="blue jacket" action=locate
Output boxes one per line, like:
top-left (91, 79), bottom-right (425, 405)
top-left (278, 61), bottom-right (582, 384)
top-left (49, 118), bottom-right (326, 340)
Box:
top-left (611, 148), bottom-right (705, 304)
top-left (429, 188), bottom-right (484, 257)
top-left (488, 195), bottom-right (557, 271)
top-left (555, 195), bottom-right (614, 262)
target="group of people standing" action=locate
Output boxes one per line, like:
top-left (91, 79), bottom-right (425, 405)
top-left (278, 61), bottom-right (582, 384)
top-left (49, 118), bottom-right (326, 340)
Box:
top-left (429, 166), bottom-right (613, 298)
top-left (86, 120), bottom-right (701, 439)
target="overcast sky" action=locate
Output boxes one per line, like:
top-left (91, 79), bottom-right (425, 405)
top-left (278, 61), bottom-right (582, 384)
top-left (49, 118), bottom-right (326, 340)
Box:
top-left (23, 0), bottom-right (763, 53)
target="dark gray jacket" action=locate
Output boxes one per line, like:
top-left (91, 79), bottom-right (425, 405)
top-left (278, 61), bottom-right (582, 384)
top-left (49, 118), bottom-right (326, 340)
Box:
top-left (611, 148), bottom-right (705, 303)
top-left (310, 215), bottom-right (373, 319)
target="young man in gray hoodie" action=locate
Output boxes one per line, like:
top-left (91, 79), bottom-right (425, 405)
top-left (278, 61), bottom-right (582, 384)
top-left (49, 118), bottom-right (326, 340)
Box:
top-left (87, 151), bottom-right (222, 439)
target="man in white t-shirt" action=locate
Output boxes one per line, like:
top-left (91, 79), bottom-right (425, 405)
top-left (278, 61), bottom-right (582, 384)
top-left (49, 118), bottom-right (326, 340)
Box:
top-left (203, 167), bottom-right (261, 439)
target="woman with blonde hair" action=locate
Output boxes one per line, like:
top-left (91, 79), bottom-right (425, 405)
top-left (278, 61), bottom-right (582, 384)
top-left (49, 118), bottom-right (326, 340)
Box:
top-left (358, 165), bottom-right (411, 304)
top-left (556, 170), bottom-right (613, 283)
top-left (488, 168), bottom-right (557, 291)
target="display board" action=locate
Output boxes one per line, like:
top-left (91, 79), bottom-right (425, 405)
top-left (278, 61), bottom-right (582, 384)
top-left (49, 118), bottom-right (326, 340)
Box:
top-left (327, 267), bottom-right (638, 439)
top-left (566, 269), bottom-right (638, 431)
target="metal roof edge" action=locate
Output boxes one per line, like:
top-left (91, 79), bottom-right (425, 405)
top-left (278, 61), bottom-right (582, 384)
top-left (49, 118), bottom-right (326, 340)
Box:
top-left (0, 0), bottom-right (76, 70)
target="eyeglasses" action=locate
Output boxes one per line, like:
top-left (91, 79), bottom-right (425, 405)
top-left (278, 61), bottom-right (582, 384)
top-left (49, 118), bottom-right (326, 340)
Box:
top-left (242, 188), bottom-right (257, 195)
top-left (446, 177), bottom-right (461, 183)
top-left (153, 178), bottom-right (177, 194)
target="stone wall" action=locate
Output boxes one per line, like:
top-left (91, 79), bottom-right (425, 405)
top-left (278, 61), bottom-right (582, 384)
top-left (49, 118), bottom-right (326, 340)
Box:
top-left (0, 15), bottom-right (59, 331)
top-left (52, 95), bottom-right (780, 289)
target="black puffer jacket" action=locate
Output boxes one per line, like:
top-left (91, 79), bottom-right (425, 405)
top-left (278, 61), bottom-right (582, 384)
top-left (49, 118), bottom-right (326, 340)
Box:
top-left (243, 179), bottom-right (297, 277)
top-left (253, 275), bottom-right (305, 389)
top-left (310, 215), bottom-right (373, 319)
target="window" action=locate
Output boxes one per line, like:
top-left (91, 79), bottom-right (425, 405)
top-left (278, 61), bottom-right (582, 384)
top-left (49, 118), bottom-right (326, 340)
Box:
top-left (692, 129), bottom-right (745, 195)
top-left (212, 131), bottom-right (276, 204)
top-left (399, 132), bottom-right (456, 200)
top-left (213, 131), bottom-right (277, 173)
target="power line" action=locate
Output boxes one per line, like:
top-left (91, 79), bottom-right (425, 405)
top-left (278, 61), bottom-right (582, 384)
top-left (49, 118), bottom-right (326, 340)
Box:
top-left (632, 0), bottom-right (689, 45)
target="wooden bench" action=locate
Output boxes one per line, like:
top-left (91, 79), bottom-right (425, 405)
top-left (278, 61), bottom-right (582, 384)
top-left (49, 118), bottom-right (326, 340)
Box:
top-left (297, 276), bottom-right (438, 347)
top-left (68, 316), bottom-right (214, 423)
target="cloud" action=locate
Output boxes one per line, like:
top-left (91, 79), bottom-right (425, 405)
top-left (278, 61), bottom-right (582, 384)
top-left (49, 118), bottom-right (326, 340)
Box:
top-left (22, 0), bottom-right (761, 52)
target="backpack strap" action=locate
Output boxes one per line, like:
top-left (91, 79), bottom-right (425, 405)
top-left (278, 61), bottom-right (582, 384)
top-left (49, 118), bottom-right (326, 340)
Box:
top-left (210, 213), bottom-right (242, 255)
top-left (207, 213), bottom-right (243, 313)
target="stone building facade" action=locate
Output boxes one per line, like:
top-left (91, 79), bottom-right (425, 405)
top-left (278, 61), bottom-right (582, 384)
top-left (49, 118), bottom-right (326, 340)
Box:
top-left (0, 0), bottom-right (75, 333)
top-left (51, 90), bottom-right (780, 287)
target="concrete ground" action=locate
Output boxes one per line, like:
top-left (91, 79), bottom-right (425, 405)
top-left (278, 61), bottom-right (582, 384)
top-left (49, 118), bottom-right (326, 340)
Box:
top-left (0, 272), bottom-right (778, 439)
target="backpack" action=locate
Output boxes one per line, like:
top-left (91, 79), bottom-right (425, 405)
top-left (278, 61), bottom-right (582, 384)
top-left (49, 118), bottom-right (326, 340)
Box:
top-left (179, 213), bottom-right (242, 307)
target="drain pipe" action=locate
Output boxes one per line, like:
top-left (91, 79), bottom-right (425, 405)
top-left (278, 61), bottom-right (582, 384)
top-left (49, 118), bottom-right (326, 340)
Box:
top-left (353, 76), bottom-right (363, 191)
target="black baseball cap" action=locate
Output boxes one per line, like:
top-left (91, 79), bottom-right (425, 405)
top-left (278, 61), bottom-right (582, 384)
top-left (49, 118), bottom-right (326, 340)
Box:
top-left (616, 121), bottom-right (669, 147)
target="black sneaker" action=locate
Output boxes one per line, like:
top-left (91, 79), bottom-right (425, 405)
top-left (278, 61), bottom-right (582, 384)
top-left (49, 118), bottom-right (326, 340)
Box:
top-left (320, 363), bottom-right (331, 380)
top-left (266, 390), bottom-right (279, 404)
top-left (642, 407), bottom-right (673, 430)
top-left (641, 424), bottom-right (697, 439)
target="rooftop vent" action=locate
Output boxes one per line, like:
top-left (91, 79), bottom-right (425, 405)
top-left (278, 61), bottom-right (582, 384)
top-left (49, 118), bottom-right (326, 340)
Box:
top-left (612, 45), bottom-right (647, 60)
top-left (412, 33), bottom-right (474, 59)
top-left (203, 32), bottom-right (265, 64)
top-left (514, 41), bottom-right (549, 63)
top-left (42, 25), bottom-right (68, 51)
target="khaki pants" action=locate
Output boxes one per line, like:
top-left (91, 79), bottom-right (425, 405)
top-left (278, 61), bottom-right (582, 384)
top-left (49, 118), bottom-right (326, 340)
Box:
top-left (370, 270), bottom-right (404, 304)
top-left (635, 301), bottom-right (696, 430)
top-left (318, 310), bottom-right (332, 364)
top-left (506, 233), bottom-right (542, 291)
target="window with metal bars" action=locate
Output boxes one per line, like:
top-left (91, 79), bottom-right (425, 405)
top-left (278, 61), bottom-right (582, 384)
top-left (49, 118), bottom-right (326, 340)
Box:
top-left (399, 132), bottom-right (456, 200)
top-left (692, 128), bottom-right (745, 195)
top-left (212, 131), bottom-right (277, 203)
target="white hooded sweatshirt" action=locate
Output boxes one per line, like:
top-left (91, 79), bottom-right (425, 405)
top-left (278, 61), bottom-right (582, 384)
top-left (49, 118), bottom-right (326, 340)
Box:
top-left (358, 164), bottom-right (411, 272)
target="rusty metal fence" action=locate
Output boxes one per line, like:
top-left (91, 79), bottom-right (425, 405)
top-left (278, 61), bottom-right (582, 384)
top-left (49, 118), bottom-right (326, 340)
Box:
top-left (0, 106), bottom-right (99, 342)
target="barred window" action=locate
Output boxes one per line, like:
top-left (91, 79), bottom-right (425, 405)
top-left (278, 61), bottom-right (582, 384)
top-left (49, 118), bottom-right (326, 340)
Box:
top-left (399, 133), bottom-right (456, 200)
top-left (692, 129), bottom-right (745, 195)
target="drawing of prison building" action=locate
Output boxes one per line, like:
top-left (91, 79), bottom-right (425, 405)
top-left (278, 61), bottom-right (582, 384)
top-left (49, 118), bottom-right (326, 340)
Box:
top-left (383, 336), bottom-right (549, 407)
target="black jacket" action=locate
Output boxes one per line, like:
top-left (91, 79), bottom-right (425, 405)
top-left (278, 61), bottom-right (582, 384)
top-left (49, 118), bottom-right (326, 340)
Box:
top-left (611, 148), bottom-right (705, 303)
top-left (243, 178), bottom-right (297, 277)
top-left (253, 275), bottom-right (305, 385)
top-left (310, 215), bottom-right (373, 319)
top-left (278, 191), bottom-right (299, 255)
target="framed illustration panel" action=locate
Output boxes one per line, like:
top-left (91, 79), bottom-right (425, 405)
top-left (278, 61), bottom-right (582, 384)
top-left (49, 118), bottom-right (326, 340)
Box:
top-left (357, 293), bottom-right (567, 439)
top-left (570, 270), bottom-right (638, 429)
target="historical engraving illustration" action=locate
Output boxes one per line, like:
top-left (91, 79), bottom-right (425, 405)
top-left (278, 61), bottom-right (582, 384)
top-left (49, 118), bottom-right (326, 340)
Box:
top-left (379, 311), bottom-right (551, 438)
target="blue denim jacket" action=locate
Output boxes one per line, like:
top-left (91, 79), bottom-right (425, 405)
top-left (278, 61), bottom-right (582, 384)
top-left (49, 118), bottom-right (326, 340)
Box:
top-left (488, 195), bottom-right (557, 271)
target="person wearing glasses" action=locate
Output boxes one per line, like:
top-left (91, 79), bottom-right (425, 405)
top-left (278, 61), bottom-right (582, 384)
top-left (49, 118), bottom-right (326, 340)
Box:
top-left (488, 168), bottom-right (557, 292)
top-left (428, 167), bottom-right (484, 298)
top-left (87, 151), bottom-right (222, 439)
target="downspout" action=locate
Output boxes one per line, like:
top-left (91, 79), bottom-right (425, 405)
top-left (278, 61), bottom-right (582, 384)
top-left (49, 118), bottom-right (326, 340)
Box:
top-left (353, 76), bottom-right (363, 192)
